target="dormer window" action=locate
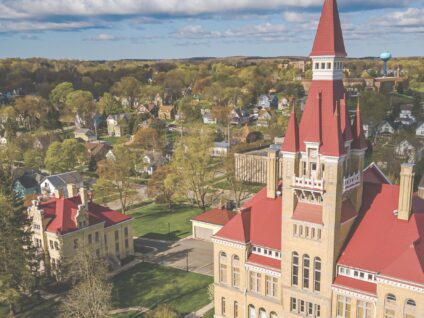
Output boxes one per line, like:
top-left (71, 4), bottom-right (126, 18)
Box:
top-left (315, 63), bottom-right (319, 69)
top-left (321, 62), bottom-right (325, 69)
top-left (327, 62), bottom-right (332, 69)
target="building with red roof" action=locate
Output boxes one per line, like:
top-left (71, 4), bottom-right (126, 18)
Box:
top-left (212, 1), bottom-right (424, 317)
top-left (29, 187), bottom-right (134, 270)
top-left (191, 208), bottom-right (237, 241)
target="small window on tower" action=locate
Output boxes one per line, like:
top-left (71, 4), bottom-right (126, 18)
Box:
top-left (321, 62), bottom-right (325, 69)
top-left (315, 63), bottom-right (319, 69)
top-left (327, 62), bottom-right (332, 69)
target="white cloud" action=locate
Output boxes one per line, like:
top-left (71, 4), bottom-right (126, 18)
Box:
top-left (84, 33), bottom-right (125, 41)
top-left (0, 20), bottom-right (94, 32)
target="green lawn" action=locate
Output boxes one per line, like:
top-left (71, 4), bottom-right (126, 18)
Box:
top-left (203, 308), bottom-right (215, 318)
top-left (0, 296), bottom-right (60, 318)
top-left (127, 203), bottom-right (203, 240)
top-left (112, 262), bottom-right (212, 315)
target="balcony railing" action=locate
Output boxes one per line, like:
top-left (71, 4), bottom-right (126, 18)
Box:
top-left (292, 176), bottom-right (324, 191)
top-left (343, 172), bottom-right (361, 193)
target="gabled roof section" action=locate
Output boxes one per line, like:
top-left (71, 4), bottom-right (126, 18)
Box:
top-left (192, 209), bottom-right (236, 226)
top-left (214, 207), bottom-right (251, 243)
top-left (281, 106), bottom-right (299, 152)
top-left (363, 163), bottom-right (391, 185)
top-left (310, 0), bottom-right (347, 57)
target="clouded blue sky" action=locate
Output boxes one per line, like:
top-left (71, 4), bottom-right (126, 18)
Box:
top-left (0, 0), bottom-right (423, 60)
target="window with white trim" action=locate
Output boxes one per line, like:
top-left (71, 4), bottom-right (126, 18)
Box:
top-left (219, 252), bottom-right (227, 283)
top-left (232, 255), bottom-right (240, 288)
top-left (356, 300), bottom-right (372, 318)
top-left (248, 305), bottom-right (256, 318)
top-left (303, 254), bottom-right (310, 289)
top-left (337, 295), bottom-right (351, 318)
top-left (314, 257), bottom-right (321, 292)
top-left (249, 271), bottom-right (261, 293)
top-left (292, 252), bottom-right (299, 286)
top-left (404, 299), bottom-right (416, 318)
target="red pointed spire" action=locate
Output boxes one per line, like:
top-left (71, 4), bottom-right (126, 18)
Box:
top-left (310, 0), bottom-right (347, 57)
top-left (340, 93), bottom-right (353, 142)
top-left (282, 106), bottom-right (299, 153)
top-left (321, 101), bottom-right (345, 156)
top-left (352, 98), bottom-right (368, 150)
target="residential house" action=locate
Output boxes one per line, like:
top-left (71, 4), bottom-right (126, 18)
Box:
top-left (416, 122), bottom-right (424, 138)
top-left (396, 104), bottom-right (416, 126)
top-left (256, 109), bottom-right (273, 127)
top-left (29, 187), bottom-right (134, 271)
top-left (33, 134), bottom-right (63, 152)
top-left (362, 123), bottom-right (375, 139)
top-left (74, 128), bottom-right (97, 142)
top-left (158, 105), bottom-right (176, 120)
top-left (40, 171), bottom-right (84, 198)
top-left (85, 142), bottom-right (112, 162)
top-left (213, 3), bottom-right (424, 317)
top-left (106, 150), bottom-right (116, 161)
top-left (138, 102), bottom-right (158, 117)
top-left (0, 135), bottom-right (7, 147)
top-left (394, 139), bottom-right (424, 162)
top-left (376, 120), bottom-right (396, 136)
top-left (142, 151), bottom-right (168, 175)
top-left (13, 174), bottom-right (40, 198)
top-left (278, 97), bottom-right (291, 110)
top-left (202, 109), bottom-right (217, 125)
top-left (230, 109), bottom-right (250, 126)
top-left (107, 114), bottom-right (129, 137)
top-left (210, 141), bottom-right (230, 158)
top-left (257, 94), bottom-right (278, 109)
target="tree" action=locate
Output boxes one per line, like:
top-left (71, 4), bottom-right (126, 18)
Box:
top-left (64, 90), bottom-right (96, 128)
top-left (132, 127), bottom-right (164, 151)
top-left (178, 96), bottom-right (202, 122)
top-left (24, 148), bottom-right (44, 170)
top-left (61, 248), bottom-right (112, 318)
top-left (44, 140), bottom-right (88, 173)
top-left (147, 305), bottom-right (180, 318)
top-left (14, 96), bottom-right (49, 131)
top-left (97, 92), bottom-right (123, 117)
top-left (0, 168), bottom-right (38, 316)
top-left (49, 82), bottom-right (74, 110)
top-left (111, 76), bottom-right (141, 109)
top-left (94, 145), bottom-right (138, 214)
top-left (147, 166), bottom-right (177, 208)
top-left (171, 127), bottom-right (216, 209)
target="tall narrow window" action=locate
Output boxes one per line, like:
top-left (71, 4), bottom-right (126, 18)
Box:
top-left (290, 298), bottom-right (297, 312)
top-left (248, 305), bottom-right (256, 318)
top-left (292, 252), bottom-right (299, 286)
top-left (303, 254), bottom-right (310, 289)
top-left (384, 294), bottom-right (396, 318)
top-left (219, 252), bottom-right (227, 283)
top-left (232, 255), bottom-right (240, 288)
top-left (404, 299), bottom-right (416, 318)
top-left (314, 257), bottom-right (321, 292)
top-left (357, 301), bottom-right (373, 318)
top-left (337, 295), bottom-right (351, 318)
top-left (234, 302), bottom-right (239, 318)
top-left (259, 308), bottom-right (266, 318)
top-left (221, 297), bottom-right (226, 316)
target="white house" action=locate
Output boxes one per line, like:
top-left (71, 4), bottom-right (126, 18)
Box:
top-left (40, 171), bottom-right (84, 198)
top-left (257, 94), bottom-right (278, 109)
top-left (0, 136), bottom-right (7, 147)
top-left (376, 121), bottom-right (396, 136)
top-left (74, 128), bottom-right (97, 142)
top-left (397, 104), bottom-right (416, 126)
top-left (394, 139), bottom-right (424, 162)
top-left (107, 114), bottom-right (129, 137)
top-left (416, 122), bottom-right (424, 138)
top-left (210, 141), bottom-right (230, 157)
top-left (256, 109), bottom-right (273, 127)
top-left (142, 151), bottom-right (167, 175)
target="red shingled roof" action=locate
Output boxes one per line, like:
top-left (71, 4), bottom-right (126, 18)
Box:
top-left (247, 254), bottom-right (281, 271)
top-left (338, 183), bottom-right (424, 285)
top-left (363, 163), bottom-right (391, 185)
top-left (39, 195), bottom-right (131, 235)
top-left (192, 209), bottom-right (236, 226)
top-left (292, 203), bottom-right (323, 225)
top-left (310, 0), bottom-right (347, 57)
top-left (333, 275), bottom-right (377, 296)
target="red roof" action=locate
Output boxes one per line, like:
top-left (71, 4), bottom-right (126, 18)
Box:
top-left (338, 183), bottom-right (424, 285)
top-left (192, 209), bottom-right (236, 226)
top-left (363, 163), bottom-right (391, 184)
top-left (39, 196), bottom-right (131, 235)
top-left (333, 275), bottom-right (377, 296)
top-left (282, 107), bottom-right (299, 153)
top-left (292, 203), bottom-right (323, 225)
top-left (247, 254), bottom-right (281, 271)
top-left (310, 0), bottom-right (347, 57)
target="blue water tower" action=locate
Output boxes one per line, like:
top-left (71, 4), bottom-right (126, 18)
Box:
top-left (380, 52), bottom-right (392, 77)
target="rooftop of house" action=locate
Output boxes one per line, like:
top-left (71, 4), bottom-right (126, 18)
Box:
top-left (42, 171), bottom-right (83, 188)
top-left (37, 195), bottom-right (131, 235)
top-left (192, 208), bottom-right (237, 226)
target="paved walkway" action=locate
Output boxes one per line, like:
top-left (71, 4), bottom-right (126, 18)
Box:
top-left (109, 306), bottom-right (149, 315)
top-left (185, 302), bottom-right (214, 318)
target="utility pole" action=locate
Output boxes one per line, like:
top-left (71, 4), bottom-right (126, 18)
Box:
top-left (186, 251), bottom-right (189, 272)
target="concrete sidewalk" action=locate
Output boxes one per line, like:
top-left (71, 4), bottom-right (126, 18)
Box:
top-left (185, 302), bottom-right (214, 318)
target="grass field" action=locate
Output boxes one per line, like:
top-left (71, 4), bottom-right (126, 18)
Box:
top-left (127, 203), bottom-right (203, 240)
top-left (112, 262), bottom-right (212, 315)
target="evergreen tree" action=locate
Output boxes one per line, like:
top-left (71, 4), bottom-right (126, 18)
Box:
top-left (0, 167), bottom-right (38, 315)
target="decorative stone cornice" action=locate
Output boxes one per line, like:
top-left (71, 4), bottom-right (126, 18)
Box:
top-left (332, 286), bottom-right (377, 302)
top-left (245, 264), bottom-right (281, 277)
top-left (377, 276), bottom-right (424, 293)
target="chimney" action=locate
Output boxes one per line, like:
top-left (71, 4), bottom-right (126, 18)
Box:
top-left (54, 188), bottom-right (63, 199)
top-left (79, 187), bottom-right (88, 206)
top-left (397, 163), bottom-right (415, 221)
top-left (267, 149), bottom-right (279, 199)
top-left (67, 183), bottom-right (76, 198)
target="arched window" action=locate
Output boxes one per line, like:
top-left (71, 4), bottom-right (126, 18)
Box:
top-left (219, 252), bottom-right (227, 283)
top-left (303, 254), bottom-right (310, 289)
top-left (232, 255), bottom-right (240, 288)
top-left (384, 294), bottom-right (396, 318)
top-left (248, 305), bottom-right (256, 318)
top-left (221, 297), bottom-right (226, 316)
top-left (259, 308), bottom-right (266, 318)
top-left (404, 299), bottom-right (416, 318)
top-left (234, 301), bottom-right (239, 318)
top-left (292, 252), bottom-right (299, 286)
top-left (314, 257), bottom-right (321, 292)
top-left (270, 312), bottom-right (277, 318)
